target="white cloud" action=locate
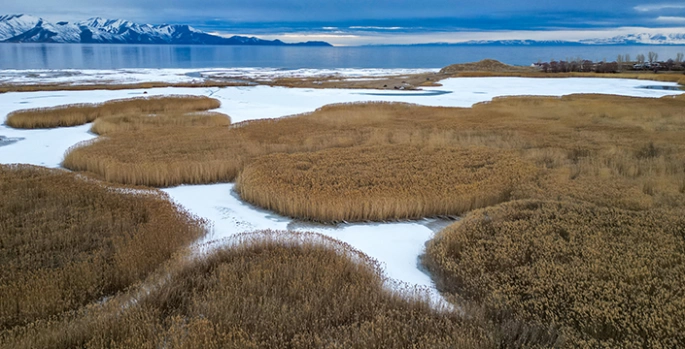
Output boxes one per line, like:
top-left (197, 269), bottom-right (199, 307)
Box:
top-left (244, 26), bottom-right (685, 46)
top-left (656, 16), bottom-right (685, 23)
top-left (634, 4), bottom-right (685, 12)
top-left (349, 26), bottom-right (406, 30)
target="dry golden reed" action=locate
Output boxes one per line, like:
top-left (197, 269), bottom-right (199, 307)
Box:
top-left (0, 164), bottom-right (206, 331)
top-left (424, 200), bottom-right (685, 348)
top-left (3, 231), bottom-right (510, 349)
top-left (5, 95), bottom-right (221, 129)
top-left (236, 145), bottom-right (537, 222)
top-left (64, 94), bottom-right (685, 220)
top-left (90, 111), bottom-right (230, 135)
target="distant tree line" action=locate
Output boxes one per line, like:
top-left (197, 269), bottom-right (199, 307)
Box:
top-left (534, 52), bottom-right (685, 73)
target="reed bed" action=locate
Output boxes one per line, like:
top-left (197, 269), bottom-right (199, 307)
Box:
top-left (236, 145), bottom-right (537, 222)
top-left (64, 95), bottom-right (685, 220)
top-left (90, 111), bottom-right (230, 135)
top-left (5, 95), bottom-right (221, 129)
top-left (0, 164), bottom-right (206, 331)
top-left (3, 231), bottom-right (514, 349)
top-left (64, 102), bottom-right (525, 187)
top-left (423, 200), bottom-right (685, 348)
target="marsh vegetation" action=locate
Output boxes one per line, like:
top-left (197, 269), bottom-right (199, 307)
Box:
top-left (5, 77), bottom-right (685, 347)
top-left (5, 95), bottom-right (222, 129)
top-left (3, 231), bottom-right (514, 349)
top-left (63, 95), bottom-right (685, 219)
top-left (0, 165), bottom-right (205, 331)
top-left (424, 200), bottom-right (685, 348)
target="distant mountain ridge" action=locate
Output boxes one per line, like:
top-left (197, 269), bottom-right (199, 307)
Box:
top-left (404, 34), bottom-right (685, 46)
top-left (0, 14), bottom-right (331, 46)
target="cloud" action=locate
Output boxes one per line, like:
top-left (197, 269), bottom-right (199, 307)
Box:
top-left (4, 0), bottom-right (682, 36)
top-left (241, 26), bottom-right (685, 46)
top-left (656, 16), bottom-right (685, 23)
top-left (349, 26), bottom-right (407, 30)
top-left (634, 4), bottom-right (685, 12)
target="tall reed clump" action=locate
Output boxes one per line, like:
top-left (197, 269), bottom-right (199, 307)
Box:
top-left (3, 231), bottom-right (505, 349)
top-left (0, 164), bottom-right (206, 331)
top-left (424, 200), bottom-right (685, 348)
top-left (65, 95), bottom-right (685, 214)
top-left (236, 145), bottom-right (538, 222)
top-left (90, 111), bottom-right (230, 135)
top-left (63, 101), bottom-right (523, 187)
top-left (5, 95), bottom-right (221, 129)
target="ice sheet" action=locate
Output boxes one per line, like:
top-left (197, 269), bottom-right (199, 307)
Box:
top-left (0, 68), bottom-right (439, 85)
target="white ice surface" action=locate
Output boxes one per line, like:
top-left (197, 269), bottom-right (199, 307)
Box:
top-left (1, 76), bottom-right (683, 304)
top-left (0, 68), bottom-right (439, 85)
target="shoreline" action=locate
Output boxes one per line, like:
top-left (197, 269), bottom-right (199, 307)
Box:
top-left (1, 60), bottom-right (684, 93)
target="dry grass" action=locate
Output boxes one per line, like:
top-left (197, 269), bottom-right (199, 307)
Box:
top-left (439, 59), bottom-right (685, 85)
top-left (90, 111), bottom-right (230, 135)
top-left (440, 59), bottom-right (538, 74)
top-left (3, 231), bottom-right (510, 349)
top-left (5, 95), bottom-right (221, 129)
top-left (236, 145), bottom-right (537, 222)
top-left (451, 70), bottom-right (685, 85)
top-left (65, 95), bottom-right (685, 220)
top-left (0, 164), bottom-right (206, 331)
top-left (62, 101), bottom-right (534, 188)
top-left (423, 200), bottom-right (685, 348)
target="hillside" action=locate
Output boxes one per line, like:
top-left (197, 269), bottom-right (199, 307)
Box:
top-left (0, 14), bottom-right (331, 46)
top-left (439, 59), bottom-right (536, 74)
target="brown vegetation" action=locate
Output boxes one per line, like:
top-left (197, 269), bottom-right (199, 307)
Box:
top-left (5, 95), bottom-right (221, 129)
top-left (66, 94), bottom-right (685, 219)
top-left (451, 70), bottom-right (685, 85)
top-left (236, 145), bottom-right (536, 222)
top-left (0, 164), bottom-right (206, 331)
top-left (90, 111), bottom-right (230, 135)
top-left (440, 59), bottom-right (537, 74)
top-left (424, 200), bottom-right (685, 348)
top-left (3, 231), bottom-right (513, 349)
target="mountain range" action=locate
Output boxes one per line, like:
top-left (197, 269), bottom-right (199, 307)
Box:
top-left (456, 34), bottom-right (685, 46)
top-left (2, 14), bottom-right (685, 46)
top-left (0, 14), bottom-right (331, 46)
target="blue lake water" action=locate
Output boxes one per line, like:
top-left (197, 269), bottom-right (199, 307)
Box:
top-left (1, 43), bottom-right (684, 69)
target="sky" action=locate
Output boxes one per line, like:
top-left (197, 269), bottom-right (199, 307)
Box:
top-left (4, 1), bottom-right (685, 45)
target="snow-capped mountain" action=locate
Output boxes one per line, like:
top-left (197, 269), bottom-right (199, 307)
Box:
top-left (0, 14), bottom-right (42, 41)
top-left (580, 33), bottom-right (685, 45)
top-left (0, 14), bottom-right (331, 46)
top-left (391, 34), bottom-right (685, 47)
top-left (457, 39), bottom-right (584, 46)
top-left (451, 34), bottom-right (685, 46)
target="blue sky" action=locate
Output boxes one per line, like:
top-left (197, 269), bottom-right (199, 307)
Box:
top-left (5, 1), bottom-right (685, 45)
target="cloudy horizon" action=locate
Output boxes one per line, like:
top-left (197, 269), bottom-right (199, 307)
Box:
top-left (4, 1), bottom-right (685, 45)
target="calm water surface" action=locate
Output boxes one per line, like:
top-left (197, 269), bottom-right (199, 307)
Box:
top-left (1, 43), bottom-right (684, 69)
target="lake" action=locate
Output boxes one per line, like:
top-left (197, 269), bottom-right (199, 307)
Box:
top-left (1, 43), bottom-right (684, 70)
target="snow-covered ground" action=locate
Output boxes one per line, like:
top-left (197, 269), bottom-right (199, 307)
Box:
top-left (0, 68), bottom-right (438, 85)
top-left (1, 75), bottom-right (683, 305)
